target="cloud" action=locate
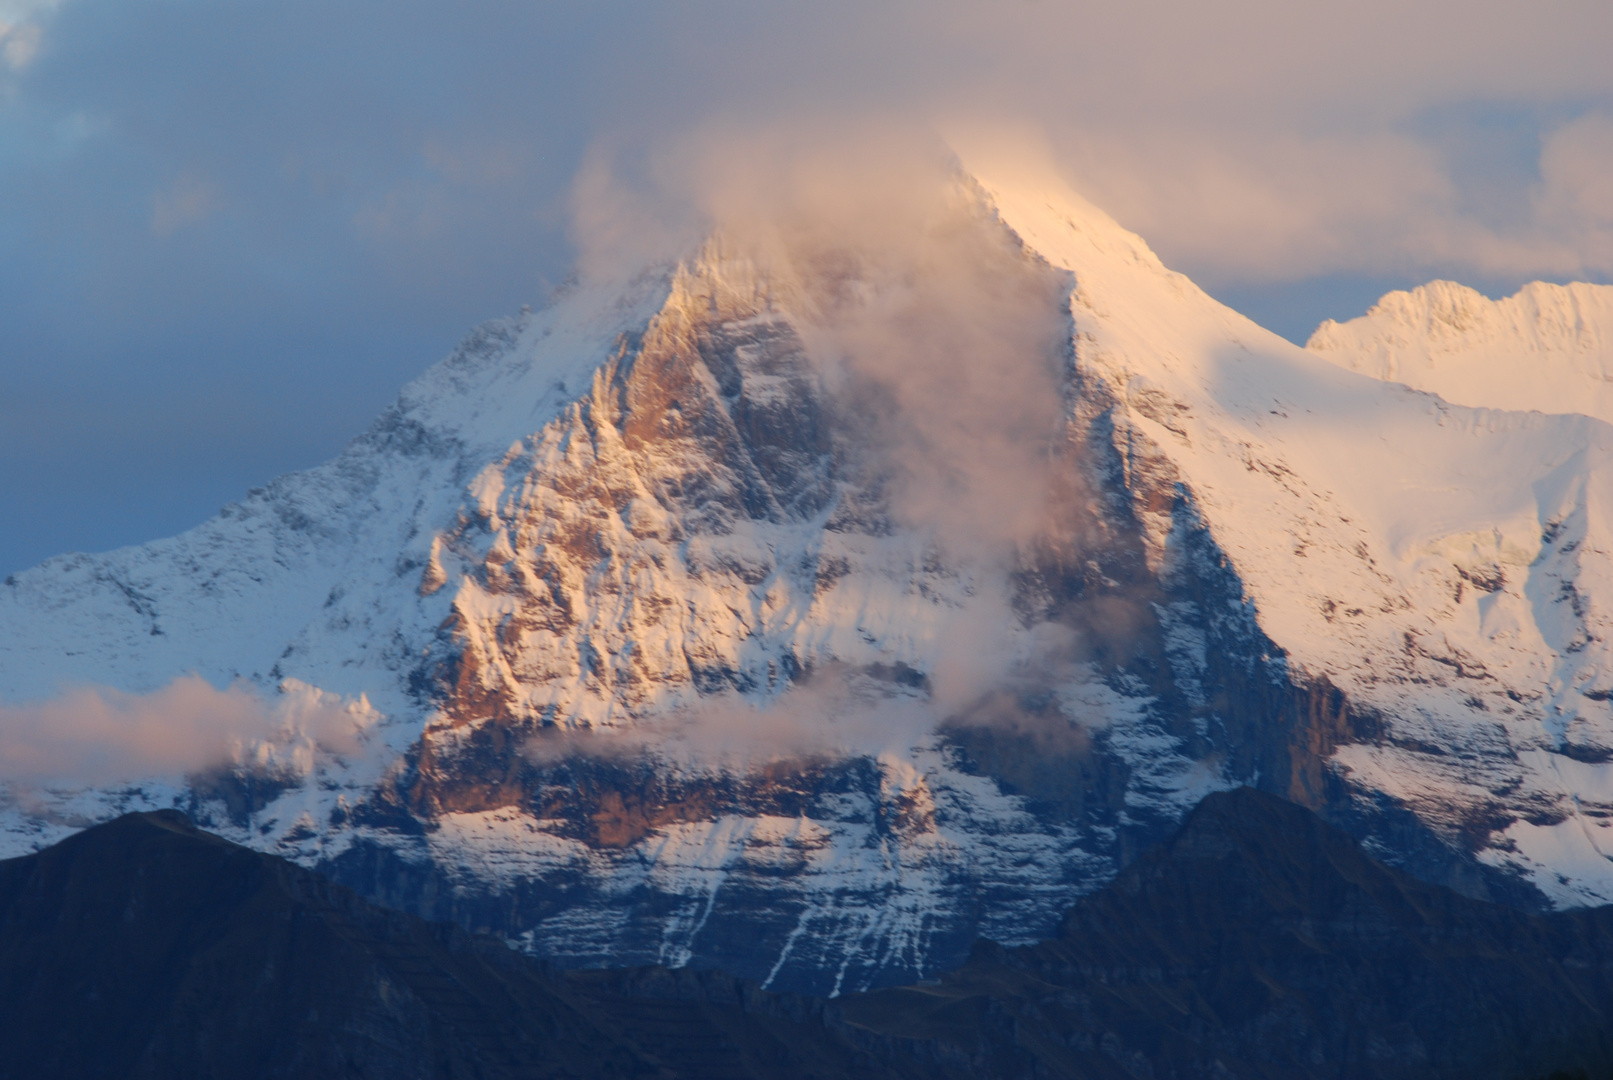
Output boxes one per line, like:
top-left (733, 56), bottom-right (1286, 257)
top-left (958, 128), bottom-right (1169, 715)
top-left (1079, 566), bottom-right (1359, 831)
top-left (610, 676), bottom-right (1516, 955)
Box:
top-left (2, 0), bottom-right (1613, 579)
top-left (0, 0), bottom-right (51, 67)
top-left (1026, 116), bottom-right (1613, 288)
top-left (0, 675), bottom-right (377, 787)
top-left (526, 672), bottom-right (938, 771)
top-left (565, 126), bottom-right (1083, 754)
top-left (1537, 113), bottom-right (1613, 237)
top-left (150, 172), bottom-right (219, 236)
top-left (0, 19), bottom-right (40, 70)
top-left (576, 121), bottom-right (1070, 563)
top-left (549, 0), bottom-right (1613, 289)
top-left (522, 613), bottom-right (1097, 771)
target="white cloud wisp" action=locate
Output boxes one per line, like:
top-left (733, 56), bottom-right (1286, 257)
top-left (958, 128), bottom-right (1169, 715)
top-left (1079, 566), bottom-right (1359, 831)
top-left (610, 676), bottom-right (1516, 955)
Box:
top-left (0, 675), bottom-right (378, 788)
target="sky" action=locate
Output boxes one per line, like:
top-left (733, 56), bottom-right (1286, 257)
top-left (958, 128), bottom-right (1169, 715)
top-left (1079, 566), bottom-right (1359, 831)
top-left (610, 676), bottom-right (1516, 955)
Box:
top-left (1, 0), bottom-right (1612, 578)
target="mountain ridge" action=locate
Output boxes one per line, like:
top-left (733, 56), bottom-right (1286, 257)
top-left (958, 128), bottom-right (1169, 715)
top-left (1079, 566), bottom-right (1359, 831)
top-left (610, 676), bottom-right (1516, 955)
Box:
top-left (5, 787), bottom-right (1613, 1079)
top-left (4, 162), bottom-right (1613, 991)
top-left (1306, 278), bottom-right (1613, 423)
top-left (840, 784), bottom-right (1613, 1079)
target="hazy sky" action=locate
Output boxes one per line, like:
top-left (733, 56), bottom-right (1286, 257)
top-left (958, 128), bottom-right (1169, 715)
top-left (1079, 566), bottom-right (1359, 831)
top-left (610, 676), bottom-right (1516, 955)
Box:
top-left (2, 0), bottom-right (1611, 577)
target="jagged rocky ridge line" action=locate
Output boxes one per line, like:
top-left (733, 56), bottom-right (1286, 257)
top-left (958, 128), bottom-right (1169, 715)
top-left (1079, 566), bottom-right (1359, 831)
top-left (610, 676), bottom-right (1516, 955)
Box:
top-left (4, 164), bottom-right (1613, 993)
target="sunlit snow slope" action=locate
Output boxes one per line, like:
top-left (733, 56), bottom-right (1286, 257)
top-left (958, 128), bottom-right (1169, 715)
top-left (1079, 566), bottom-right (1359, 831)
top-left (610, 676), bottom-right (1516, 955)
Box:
top-left (5, 161), bottom-right (1613, 993)
top-left (1307, 280), bottom-right (1613, 423)
top-left (973, 163), bottom-right (1613, 907)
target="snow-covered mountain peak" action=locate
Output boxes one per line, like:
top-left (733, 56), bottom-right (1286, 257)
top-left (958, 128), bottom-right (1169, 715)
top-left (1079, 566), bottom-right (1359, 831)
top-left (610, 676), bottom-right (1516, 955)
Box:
top-left (951, 151), bottom-right (1167, 275)
top-left (10, 162), bottom-right (1613, 990)
top-left (974, 167), bottom-right (1613, 905)
top-left (1306, 279), bottom-right (1613, 422)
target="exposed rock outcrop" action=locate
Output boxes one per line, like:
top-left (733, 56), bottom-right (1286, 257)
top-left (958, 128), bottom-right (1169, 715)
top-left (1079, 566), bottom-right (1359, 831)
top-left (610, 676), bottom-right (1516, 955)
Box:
top-left (6, 165), bottom-right (1613, 994)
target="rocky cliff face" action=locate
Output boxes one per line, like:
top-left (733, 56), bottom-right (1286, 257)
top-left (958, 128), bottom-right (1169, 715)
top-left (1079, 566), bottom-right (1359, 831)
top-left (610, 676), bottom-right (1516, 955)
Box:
top-left (5, 164), bottom-right (1613, 992)
top-left (320, 218), bottom-right (1304, 993)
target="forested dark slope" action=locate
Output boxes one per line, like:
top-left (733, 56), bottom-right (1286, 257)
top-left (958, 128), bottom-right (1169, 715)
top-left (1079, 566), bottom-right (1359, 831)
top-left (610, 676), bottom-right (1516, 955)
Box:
top-left (4, 790), bottom-right (1613, 1079)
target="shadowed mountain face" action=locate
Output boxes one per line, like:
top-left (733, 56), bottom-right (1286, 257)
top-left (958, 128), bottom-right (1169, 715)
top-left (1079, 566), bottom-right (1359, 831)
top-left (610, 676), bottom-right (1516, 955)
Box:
top-left (0, 809), bottom-right (902, 1080)
top-left (4, 790), bottom-right (1613, 1080)
top-left (841, 786), bottom-right (1613, 1079)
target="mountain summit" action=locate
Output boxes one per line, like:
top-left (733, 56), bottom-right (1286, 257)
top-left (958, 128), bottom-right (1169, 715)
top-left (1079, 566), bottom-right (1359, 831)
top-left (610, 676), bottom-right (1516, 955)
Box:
top-left (4, 158), bottom-right (1613, 992)
top-left (1308, 279), bottom-right (1613, 423)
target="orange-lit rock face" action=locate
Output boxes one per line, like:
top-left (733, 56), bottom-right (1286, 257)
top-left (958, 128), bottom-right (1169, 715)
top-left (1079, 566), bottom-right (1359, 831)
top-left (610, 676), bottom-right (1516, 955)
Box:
top-left (389, 254), bottom-right (956, 867)
top-left (14, 175), bottom-right (1574, 996)
top-left (365, 228), bottom-right (1355, 978)
top-left (388, 220), bottom-right (1342, 837)
top-left (422, 259), bottom-right (844, 736)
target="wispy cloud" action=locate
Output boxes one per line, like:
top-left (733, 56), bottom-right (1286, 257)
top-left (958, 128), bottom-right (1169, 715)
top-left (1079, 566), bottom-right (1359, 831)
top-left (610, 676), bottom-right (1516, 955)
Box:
top-left (150, 172), bottom-right (219, 236)
top-left (0, 676), bottom-right (377, 787)
top-left (0, 20), bottom-right (39, 70)
top-left (575, 121), bottom-right (1068, 560)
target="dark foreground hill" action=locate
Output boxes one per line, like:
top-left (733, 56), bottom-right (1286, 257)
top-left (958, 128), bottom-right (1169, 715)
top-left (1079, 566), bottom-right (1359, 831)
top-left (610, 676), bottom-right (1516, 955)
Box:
top-left (839, 787), bottom-right (1613, 1079)
top-left (4, 789), bottom-right (1613, 1079)
top-left (0, 807), bottom-right (898, 1080)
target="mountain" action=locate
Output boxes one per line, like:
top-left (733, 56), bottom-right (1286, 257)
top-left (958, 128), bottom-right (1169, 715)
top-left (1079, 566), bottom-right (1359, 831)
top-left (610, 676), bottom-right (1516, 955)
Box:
top-left (839, 785), bottom-right (1613, 1080)
top-left (5, 155), bottom-right (1613, 992)
top-left (0, 805), bottom-right (903, 1080)
top-left (1307, 280), bottom-right (1613, 423)
top-left (5, 788), bottom-right (1612, 1080)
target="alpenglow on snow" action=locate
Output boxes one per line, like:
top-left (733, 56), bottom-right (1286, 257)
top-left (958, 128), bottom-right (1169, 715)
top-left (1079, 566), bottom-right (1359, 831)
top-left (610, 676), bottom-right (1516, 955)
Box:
top-left (4, 156), bottom-right (1613, 993)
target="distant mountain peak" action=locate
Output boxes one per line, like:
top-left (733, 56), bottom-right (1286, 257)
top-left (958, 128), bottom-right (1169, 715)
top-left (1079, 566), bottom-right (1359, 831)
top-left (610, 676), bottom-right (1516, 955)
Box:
top-left (1307, 278), bottom-right (1613, 421)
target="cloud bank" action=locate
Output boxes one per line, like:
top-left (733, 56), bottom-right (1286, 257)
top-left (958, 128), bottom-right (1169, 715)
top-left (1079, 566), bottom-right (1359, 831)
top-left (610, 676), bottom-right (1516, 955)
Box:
top-left (562, 127), bottom-right (1083, 759)
top-left (0, 676), bottom-right (377, 787)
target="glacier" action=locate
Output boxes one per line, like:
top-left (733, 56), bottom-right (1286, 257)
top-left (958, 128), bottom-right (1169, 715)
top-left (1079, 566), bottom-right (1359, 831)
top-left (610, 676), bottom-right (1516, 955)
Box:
top-left (4, 158), bottom-right (1613, 992)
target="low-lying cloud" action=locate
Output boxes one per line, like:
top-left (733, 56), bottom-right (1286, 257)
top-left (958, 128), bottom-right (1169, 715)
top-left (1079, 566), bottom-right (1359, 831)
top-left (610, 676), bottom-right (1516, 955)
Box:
top-left (0, 675), bottom-right (377, 787)
top-left (522, 618), bottom-right (1099, 772)
top-left (527, 671), bottom-right (938, 771)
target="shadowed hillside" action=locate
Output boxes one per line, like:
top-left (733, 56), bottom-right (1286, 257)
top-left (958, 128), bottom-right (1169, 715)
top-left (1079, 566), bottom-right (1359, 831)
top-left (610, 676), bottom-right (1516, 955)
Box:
top-left (5, 790), bottom-right (1613, 1078)
top-left (841, 787), bottom-right (1613, 1078)
top-left (0, 809), bottom-right (900, 1079)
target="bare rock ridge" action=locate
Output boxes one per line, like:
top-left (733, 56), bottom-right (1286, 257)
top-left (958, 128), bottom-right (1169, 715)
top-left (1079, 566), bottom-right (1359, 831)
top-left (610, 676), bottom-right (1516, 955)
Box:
top-left (5, 163), bottom-right (1613, 992)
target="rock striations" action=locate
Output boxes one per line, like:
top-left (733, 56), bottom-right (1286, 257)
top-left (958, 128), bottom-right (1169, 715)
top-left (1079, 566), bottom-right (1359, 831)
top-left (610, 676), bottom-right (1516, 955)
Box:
top-left (6, 157), bottom-right (1613, 993)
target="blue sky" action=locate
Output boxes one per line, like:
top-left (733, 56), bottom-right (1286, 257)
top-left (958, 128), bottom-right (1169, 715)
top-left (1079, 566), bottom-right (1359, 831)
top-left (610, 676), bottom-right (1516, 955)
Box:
top-left (2, 0), bottom-right (1611, 576)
